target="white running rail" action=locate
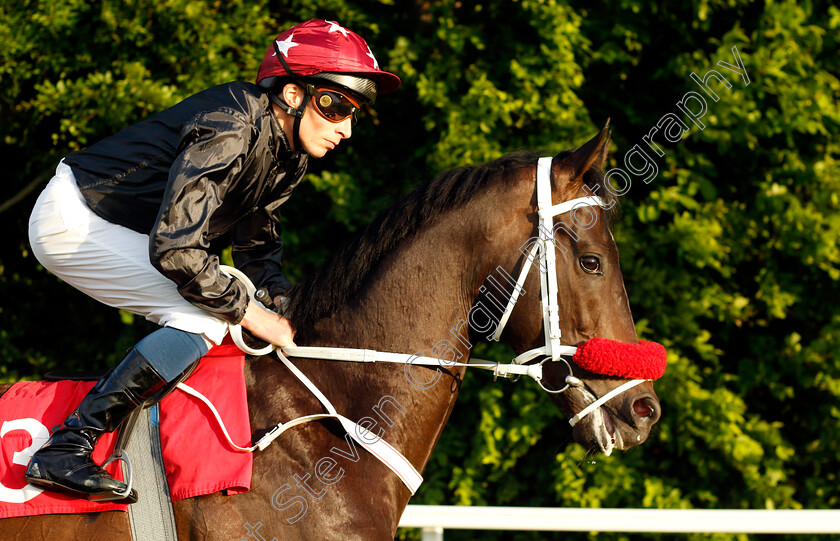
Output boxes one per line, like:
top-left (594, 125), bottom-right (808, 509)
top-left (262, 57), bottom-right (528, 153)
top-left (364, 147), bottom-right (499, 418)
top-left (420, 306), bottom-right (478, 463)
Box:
top-left (398, 505), bottom-right (840, 539)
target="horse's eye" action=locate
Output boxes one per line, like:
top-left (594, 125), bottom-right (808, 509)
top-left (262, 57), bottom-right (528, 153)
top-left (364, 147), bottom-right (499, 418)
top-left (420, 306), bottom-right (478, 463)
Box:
top-left (579, 255), bottom-right (601, 274)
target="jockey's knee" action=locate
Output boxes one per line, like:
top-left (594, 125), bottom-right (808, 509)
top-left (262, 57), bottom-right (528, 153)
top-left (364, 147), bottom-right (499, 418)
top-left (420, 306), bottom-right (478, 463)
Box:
top-left (134, 327), bottom-right (210, 382)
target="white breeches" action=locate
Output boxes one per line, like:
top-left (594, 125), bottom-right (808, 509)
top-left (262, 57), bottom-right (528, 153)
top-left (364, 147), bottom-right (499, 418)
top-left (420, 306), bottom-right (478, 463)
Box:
top-left (28, 161), bottom-right (229, 345)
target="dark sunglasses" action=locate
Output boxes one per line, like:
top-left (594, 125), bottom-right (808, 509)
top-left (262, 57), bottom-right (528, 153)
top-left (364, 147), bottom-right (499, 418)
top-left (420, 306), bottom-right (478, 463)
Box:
top-left (306, 84), bottom-right (361, 124)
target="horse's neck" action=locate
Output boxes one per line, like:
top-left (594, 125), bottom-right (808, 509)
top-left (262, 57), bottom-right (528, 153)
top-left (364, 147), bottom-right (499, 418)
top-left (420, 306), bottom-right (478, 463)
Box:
top-left (313, 223), bottom-right (477, 350)
top-left (309, 179), bottom-right (533, 351)
top-left (293, 180), bottom-right (534, 481)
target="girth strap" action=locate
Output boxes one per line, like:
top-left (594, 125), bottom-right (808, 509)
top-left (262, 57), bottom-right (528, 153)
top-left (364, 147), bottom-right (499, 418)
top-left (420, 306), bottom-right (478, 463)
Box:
top-left (124, 405), bottom-right (179, 541)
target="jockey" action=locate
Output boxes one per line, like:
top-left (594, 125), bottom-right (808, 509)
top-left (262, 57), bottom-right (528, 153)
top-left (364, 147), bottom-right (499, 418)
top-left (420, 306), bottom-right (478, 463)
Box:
top-left (25, 19), bottom-right (400, 503)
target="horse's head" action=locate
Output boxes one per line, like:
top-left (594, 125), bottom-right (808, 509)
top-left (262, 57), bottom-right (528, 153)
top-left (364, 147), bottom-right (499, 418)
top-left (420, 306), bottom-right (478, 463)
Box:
top-left (487, 122), bottom-right (662, 455)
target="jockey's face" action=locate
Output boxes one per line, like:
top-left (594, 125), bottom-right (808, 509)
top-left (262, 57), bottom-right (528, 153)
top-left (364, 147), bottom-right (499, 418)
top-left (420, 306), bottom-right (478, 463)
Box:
top-left (276, 84), bottom-right (353, 158)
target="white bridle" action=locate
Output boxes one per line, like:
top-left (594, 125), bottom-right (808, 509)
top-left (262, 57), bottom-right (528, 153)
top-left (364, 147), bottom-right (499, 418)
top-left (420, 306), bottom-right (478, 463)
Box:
top-left (226, 156), bottom-right (644, 417)
top-left (494, 157), bottom-right (602, 378)
top-left (203, 157), bottom-right (645, 494)
top-left (486, 156), bottom-right (646, 418)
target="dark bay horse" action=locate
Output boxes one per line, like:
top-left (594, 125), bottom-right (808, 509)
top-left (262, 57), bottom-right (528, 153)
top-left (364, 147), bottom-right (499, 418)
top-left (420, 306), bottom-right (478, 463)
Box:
top-left (0, 124), bottom-right (660, 540)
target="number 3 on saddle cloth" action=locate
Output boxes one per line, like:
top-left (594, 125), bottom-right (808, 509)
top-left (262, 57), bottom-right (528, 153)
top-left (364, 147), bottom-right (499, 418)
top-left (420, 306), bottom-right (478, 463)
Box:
top-left (0, 338), bottom-right (252, 519)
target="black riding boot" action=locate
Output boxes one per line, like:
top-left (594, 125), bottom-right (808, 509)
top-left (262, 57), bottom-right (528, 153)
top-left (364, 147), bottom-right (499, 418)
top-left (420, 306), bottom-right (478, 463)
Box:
top-left (25, 348), bottom-right (173, 503)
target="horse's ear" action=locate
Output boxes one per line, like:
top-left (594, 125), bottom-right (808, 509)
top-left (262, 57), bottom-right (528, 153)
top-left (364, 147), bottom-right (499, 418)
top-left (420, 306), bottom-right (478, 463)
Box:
top-left (556, 119), bottom-right (611, 180)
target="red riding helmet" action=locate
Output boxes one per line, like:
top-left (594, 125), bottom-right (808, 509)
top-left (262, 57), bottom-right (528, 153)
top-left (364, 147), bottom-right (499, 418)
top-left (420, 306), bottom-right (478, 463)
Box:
top-left (256, 19), bottom-right (401, 104)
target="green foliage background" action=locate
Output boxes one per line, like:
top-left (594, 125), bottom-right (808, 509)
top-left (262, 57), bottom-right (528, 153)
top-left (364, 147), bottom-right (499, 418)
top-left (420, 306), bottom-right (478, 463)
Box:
top-left (1, 1), bottom-right (838, 539)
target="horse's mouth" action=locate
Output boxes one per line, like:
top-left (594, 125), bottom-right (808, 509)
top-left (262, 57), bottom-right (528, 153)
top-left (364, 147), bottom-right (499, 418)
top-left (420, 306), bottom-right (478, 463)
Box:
top-left (592, 408), bottom-right (620, 456)
top-left (562, 378), bottom-right (659, 456)
top-left (568, 389), bottom-right (635, 456)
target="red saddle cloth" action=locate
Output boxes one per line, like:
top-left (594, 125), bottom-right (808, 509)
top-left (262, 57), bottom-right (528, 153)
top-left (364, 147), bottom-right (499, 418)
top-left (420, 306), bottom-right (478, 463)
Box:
top-left (0, 340), bottom-right (252, 519)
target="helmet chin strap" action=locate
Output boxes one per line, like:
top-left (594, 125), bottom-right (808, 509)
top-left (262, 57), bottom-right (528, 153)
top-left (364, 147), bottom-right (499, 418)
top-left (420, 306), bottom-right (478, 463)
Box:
top-left (267, 91), bottom-right (307, 153)
top-left (270, 41), bottom-right (312, 153)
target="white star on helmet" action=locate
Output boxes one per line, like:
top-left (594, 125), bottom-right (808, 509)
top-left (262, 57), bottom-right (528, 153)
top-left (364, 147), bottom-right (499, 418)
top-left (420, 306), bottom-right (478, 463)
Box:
top-left (325, 20), bottom-right (348, 37)
top-left (273, 33), bottom-right (299, 57)
top-left (365, 46), bottom-right (379, 70)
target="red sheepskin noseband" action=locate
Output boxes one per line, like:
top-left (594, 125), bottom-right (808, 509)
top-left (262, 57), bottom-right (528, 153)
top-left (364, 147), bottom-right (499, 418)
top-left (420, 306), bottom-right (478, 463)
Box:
top-left (572, 337), bottom-right (667, 380)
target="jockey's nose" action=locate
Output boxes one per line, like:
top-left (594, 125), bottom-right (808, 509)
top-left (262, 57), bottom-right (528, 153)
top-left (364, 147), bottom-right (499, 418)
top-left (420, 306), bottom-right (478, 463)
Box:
top-left (337, 117), bottom-right (352, 139)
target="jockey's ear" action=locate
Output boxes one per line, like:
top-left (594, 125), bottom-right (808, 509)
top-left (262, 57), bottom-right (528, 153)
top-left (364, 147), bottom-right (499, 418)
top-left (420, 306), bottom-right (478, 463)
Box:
top-left (556, 119), bottom-right (611, 181)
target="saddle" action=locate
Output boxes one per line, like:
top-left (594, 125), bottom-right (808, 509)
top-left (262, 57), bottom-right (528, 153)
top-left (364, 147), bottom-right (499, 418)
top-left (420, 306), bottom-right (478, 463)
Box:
top-left (0, 340), bottom-right (252, 524)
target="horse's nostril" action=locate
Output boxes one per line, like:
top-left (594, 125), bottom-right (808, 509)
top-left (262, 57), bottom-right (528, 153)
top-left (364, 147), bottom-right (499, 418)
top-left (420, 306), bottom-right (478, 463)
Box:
top-left (633, 398), bottom-right (653, 418)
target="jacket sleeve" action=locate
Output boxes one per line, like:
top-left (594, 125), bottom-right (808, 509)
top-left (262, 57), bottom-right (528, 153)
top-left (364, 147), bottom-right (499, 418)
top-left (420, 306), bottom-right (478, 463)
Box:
top-left (149, 110), bottom-right (253, 324)
top-left (231, 158), bottom-right (307, 300)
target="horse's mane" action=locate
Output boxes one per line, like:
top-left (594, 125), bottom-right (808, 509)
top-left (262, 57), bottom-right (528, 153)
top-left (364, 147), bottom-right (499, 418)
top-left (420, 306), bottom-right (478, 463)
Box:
top-left (285, 149), bottom-right (619, 334)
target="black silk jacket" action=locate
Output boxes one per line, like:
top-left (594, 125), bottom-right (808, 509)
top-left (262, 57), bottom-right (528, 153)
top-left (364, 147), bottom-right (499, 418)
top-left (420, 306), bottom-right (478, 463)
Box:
top-left (65, 82), bottom-right (308, 324)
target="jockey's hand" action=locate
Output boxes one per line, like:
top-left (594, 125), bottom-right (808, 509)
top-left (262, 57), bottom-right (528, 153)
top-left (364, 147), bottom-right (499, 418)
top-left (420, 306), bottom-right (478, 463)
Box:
top-left (239, 299), bottom-right (296, 347)
top-left (274, 294), bottom-right (290, 314)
